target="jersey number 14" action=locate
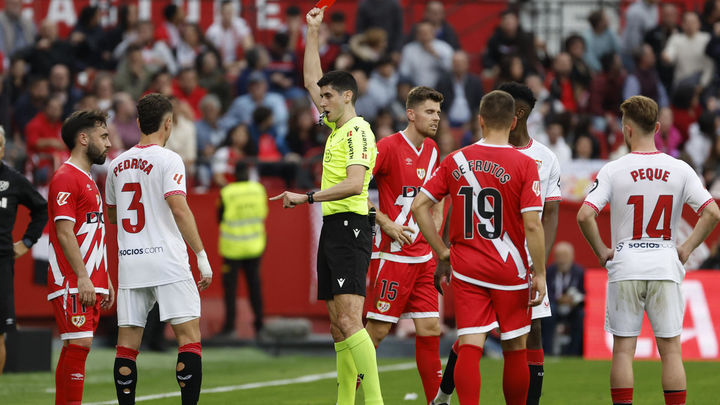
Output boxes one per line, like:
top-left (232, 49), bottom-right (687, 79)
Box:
top-left (627, 194), bottom-right (673, 240)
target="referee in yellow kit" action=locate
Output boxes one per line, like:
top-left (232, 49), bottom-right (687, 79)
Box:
top-left (270, 7), bottom-right (382, 405)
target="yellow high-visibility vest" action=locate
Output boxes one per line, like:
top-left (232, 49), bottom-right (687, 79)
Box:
top-left (219, 181), bottom-right (268, 259)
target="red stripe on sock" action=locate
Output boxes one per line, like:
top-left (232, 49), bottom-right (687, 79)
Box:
top-left (116, 345), bottom-right (139, 361)
top-left (179, 342), bottom-right (202, 357)
top-left (451, 340), bottom-right (459, 354)
top-left (527, 349), bottom-right (544, 366)
top-left (503, 349), bottom-right (529, 405)
top-left (611, 387), bottom-right (633, 404)
top-left (455, 344), bottom-right (483, 405)
top-left (664, 390), bottom-right (686, 405)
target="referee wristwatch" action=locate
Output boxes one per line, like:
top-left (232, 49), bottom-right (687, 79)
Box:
top-left (307, 191), bottom-right (315, 204)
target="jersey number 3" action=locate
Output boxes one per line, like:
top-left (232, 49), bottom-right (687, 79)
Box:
top-left (627, 195), bottom-right (673, 240)
top-left (122, 182), bottom-right (146, 233)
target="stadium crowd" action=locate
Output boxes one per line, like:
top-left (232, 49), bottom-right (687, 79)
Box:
top-left (2, 0), bottom-right (720, 198)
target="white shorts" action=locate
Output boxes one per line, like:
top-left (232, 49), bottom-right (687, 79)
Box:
top-left (605, 280), bottom-right (684, 338)
top-left (117, 279), bottom-right (201, 327)
top-left (531, 281), bottom-right (552, 320)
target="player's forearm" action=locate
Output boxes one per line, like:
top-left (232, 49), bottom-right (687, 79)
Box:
top-left (57, 227), bottom-right (90, 280)
top-left (303, 26), bottom-right (323, 89)
top-left (542, 201), bottom-right (559, 259)
top-left (577, 208), bottom-right (608, 259)
top-left (369, 200), bottom-right (393, 228)
top-left (431, 198), bottom-right (445, 232)
top-left (524, 215), bottom-right (546, 278)
top-left (682, 202), bottom-right (720, 253)
top-left (412, 196), bottom-right (446, 256)
top-left (171, 205), bottom-right (205, 254)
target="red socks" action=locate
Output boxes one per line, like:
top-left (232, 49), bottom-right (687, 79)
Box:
top-left (664, 390), bottom-right (686, 405)
top-left (179, 342), bottom-right (202, 356)
top-left (64, 344), bottom-right (90, 405)
top-left (415, 335), bottom-right (442, 403)
top-left (503, 349), bottom-right (529, 405)
top-left (454, 344), bottom-right (483, 405)
top-left (527, 348), bottom-right (544, 366)
top-left (611, 387), bottom-right (633, 404)
top-left (116, 345), bottom-right (139, 361)
top-left (55, 346), bottom-right (67, 405)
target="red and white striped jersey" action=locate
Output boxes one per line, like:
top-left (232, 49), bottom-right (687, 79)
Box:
top-left (47, 162), bottom-right (109, 300)
top-left (372, 132), bottom-right (439, 263)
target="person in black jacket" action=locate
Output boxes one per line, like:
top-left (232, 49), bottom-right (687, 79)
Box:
top-left (435, 50), bottom-right (484, 127)
top-left (0, 126), bottom-right (48, 374)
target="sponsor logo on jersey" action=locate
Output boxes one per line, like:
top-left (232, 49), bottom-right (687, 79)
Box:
top-left (118, 246), bottom-right (164, 256)
top-left (376, 301), bottom-right (391, 313)
top-left (0, 181), bottom-right (8, 192)
top-left (71, 315), bottom-right (86, 328)
top-left (616, 242), bottom-right (624, 252)
top-left (173, 174), bottom-right (184, 185)
top-left (56, 192), bottom-right (71, 206)
top-left (417, 168), bottom-right (426, 180)
top-left (532, 181), bottom-right (541, 196)
top-left (626, 242), bottom-right (675, 249)
top-left (85, 211), bottom-right (104, 224)
top-left (324, 150), bottom-right (332, 162)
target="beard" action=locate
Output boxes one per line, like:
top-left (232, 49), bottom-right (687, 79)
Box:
top-left (87, 142), bottom-right (107, 165)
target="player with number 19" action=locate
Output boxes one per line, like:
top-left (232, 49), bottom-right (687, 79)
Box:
top-left (413, 90), bottom-right (547, 405)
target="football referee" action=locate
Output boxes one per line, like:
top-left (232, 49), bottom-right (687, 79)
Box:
top-left (270, 7), bottom-right (383, 405)
top-left (0, 126), bottom-right (48, 374)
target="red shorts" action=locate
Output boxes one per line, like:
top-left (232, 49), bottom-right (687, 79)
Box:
top-left (453, 277), bottom-right (531, 340)
top-left (365, 258), bottom-right (439, 323)
top-left (51, 293), bottom-right (102, 340)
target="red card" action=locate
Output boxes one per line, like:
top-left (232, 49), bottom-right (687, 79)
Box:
top-left (315, 0), bottom-right (336, 8)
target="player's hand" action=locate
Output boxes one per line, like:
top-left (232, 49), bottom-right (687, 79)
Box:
top-left (198, 276), bottom-right (212, 291)
top-left (269, 191), bottom-right (308, 208)
top-left (434, 259), bottom-right (451, 295)
top-left (101, 281), bottom-right (115, 310)
top-left (306, 7), bottom-right (325, 29)
top-left (598, 246), bottom-right (614, 267)
top-left (529, 274), bottom-right (546, 307)
top-left (381, 221), bottom-right (415, 246)
top-left (677, 244), bottom-right (691, 264)
top-left (13, 241), bottom-right (29, 258)
top-left (77, 276), bottom-right (96, 307)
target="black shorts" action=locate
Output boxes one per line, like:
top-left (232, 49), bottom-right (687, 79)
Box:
top-left (0, 256), bottom-right (16, 334)
top-left (317, 212), bottom-right (372, 300)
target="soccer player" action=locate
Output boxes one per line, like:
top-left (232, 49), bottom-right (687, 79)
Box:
top-left (365, 86), bottom-right (445, 403)
top-left (270, 7), bottom-right (382, 405)
top-left (105, 94), bottom-right (213, 405)
top-left (412, 90), bottom-right (547, 405)
top-left (48, 110), bottom-right (114, 405)
top-left (577, 96), bottom-right (720, 405)
top-left (433, 82), bottom-right (562, 405)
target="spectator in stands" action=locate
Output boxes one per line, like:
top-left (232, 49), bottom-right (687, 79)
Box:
top-left (436, 50), bottom-right (484, 128)
top-left (541, 242), bottom-right (585, 356)
top-left (221, 71), bottom-right (289, 143)
top-left (367, 56), bottom-right (398, 110)
top-left (525, 73), bottom-right (562, 142)
top-left (701, 0), bottom-right (720, 32)
top-left (483, 10), bottom-right (540, 76)
top-left (495, 54), bottom-right (527, 88)
top-left (236, 46), bottom-right (272, 95)
top-left (399, 21), bottom-right (453, 88)
top-left (588, 53), bottom-right (626, 126)
top-left (645, 3), bottom-right (680, 91)
top-left (24, 19), bottom-right (74, 77)
top-left (267, 33), bottom-right (303, 100)
top-left (704, 134), bottom-right (720, 198)
top-left (177, 23), bottom-right (215, 69)
top-left (565, 34), bottom-right (592, 94)
top-left (351, 69), bottom-right (379, 122)
top-left (664, 11), bottom-right (713, 90)
top-left (686, 111), bottom-right (717, 171)
top-left (102, 4), bottom-right (139, 64)
top-left (547, 52), bottom-right (578, 113)
top-left (0, 0), bottom-right (36, 58)
top-left (165, 97), bottom-right (197, 176)
top-left (407, 1), bottom-right (461, 50)
top-left (328, 12), bottom-right (351, 48)
top-left (93, 73), bottom-right (115, 112)
top-left (349, 27), bottom-right (389, 74)
top-left (196, 95), bottom-right (225, 188)
top-left (13, 76), bottom-right (48, 136)
top-left (297, 22), bottom-right (341, 73)
top-left (206, 0), bottom-right (254, 70)
top-left (389, 78), bottom-right (413, 127)
top-left (5, 56), bottom-right (26, 105)
top-left (48, 64), bottom-right (83, 119)
top-left (136, 20), bottom-right (178, 75)
top-left (173, 67), bottom-right (207, 119)
top-left (108, 92), bottom-right (141, 150)
top-left (213, 124), bottom-right (256, 187)
top-left (356, 0), bottom-right (404, 53)
top-left (25, 94), bottom-right (66, 183)
top-left (156, 4), bottom-right (184, 51)
top-left (197, 50), bottom-right (231, 111)
top-left (250, 106), bottom-right (285, 161)
top-left (545, 116), bottom-right (572, 165)
top-left (71, 6), bottom-right (106, 69)
top-left (621, 0), bottom-right (659, 70)
top-left (281, 5), bottom-right (304, 53)
top-left (286, 104), bottom-right (323, 157)
top-left (144, 69), bottom-right (173, 96)
top-left (373, 108), bottom-right (396, 141)
top-left (623, 44), bottom-right (669, 108)
top-left (573, 133), bottom-right (600, 160)
top-left (583, 10), bottom-right (621, 73)
top-left (655, 107), bottom-right (683, 158)
top-left (114, 45), bottom-right (152, 101)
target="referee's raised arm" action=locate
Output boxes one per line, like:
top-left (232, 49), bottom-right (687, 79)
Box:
top-left (303, 7), bottom-right (325, 110)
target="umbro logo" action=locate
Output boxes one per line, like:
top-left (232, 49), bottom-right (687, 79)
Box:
top-left (116, 379), bottom-right (134, 385)
top-left (353, 229), bottom-right (360, 238)
top-left (337, 278), bottom-right (346, 287)
top-left (177, 374), bottom-right (193, 381)
top-left (70, 373), bottom-right (84, 381)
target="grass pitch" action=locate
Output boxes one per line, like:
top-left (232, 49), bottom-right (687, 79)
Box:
top-left (0, 347), bottom-right (718, 404)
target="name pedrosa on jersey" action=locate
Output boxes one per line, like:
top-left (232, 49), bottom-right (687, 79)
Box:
top-left (452, 160), bottom-right (511, 184)
top-left (113, 158), bottom-right (154, 176)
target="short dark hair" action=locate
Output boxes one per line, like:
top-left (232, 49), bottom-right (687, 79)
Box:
top-left (620, 95), bottom-right (658, 134)
top-left (406, 86), bottom-right (444, 110)
top-left (317, 71), bottom-right (358, 104)
top-left (588, 10), bottom-right (604, 29)
top-left (234, 160), bottom-right (249, 181)
top-left (163, 4), bottom-right (178, 21)
top-left (497, 82), bottom-right (536, 110)
top-left (286, 5), bottom-right (301, 16)
top-left (252, 106), bottom-right (273, 125)
top-left (61, 110), bottom-right (108, 150)
top-left (137, 93), bottom-right (173, 135)
top-left (479, 90), bottom-right (516, 130)
top-left (330, 11), bottom-right (346, 23)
